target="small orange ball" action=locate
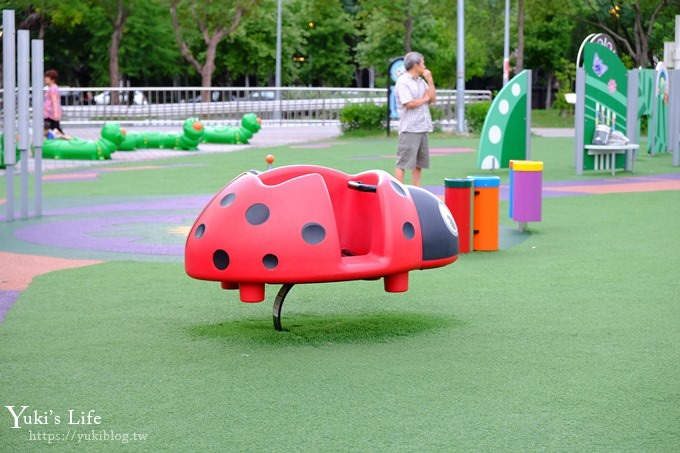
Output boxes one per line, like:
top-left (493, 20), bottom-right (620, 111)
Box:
top-left (265, 154), bottom-right (275, 164)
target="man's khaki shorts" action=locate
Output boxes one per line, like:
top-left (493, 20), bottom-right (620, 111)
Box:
top-left (396, 132), bottom-right (430, 169)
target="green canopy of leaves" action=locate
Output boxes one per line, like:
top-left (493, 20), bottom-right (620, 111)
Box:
top-left (2, 0), bottom-right (678, 93)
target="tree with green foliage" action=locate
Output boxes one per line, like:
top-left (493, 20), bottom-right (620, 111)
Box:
top-left (295, 0), bottom-right (357, 86)
top-left (355, 0), bottom-right (443, 87)
top-left (117, 3), bottom-right (183, 87)
top-left (85, 0), bottom-right (181, 87)
top-left (522, 1), bottom-right (580, 108)
top-left (12, 0), bottom-right (88, 38)
top-left (431, 0), bottom-right (507, 88)
top-left (3, 0), bottom-right (679, 97)
top-left (169, 0), bottom-right (260, 100)
top-left (354, 0), bottom-right (510, 89)
top-left (222, 0), bottom-right (305, 86)
top-left (578, 0), bottom-right (679, 68)
top-left (3, 0), bottom-right (90, 86)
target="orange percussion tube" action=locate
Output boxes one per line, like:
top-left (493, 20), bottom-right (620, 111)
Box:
top-left (468, 176), bottom-right (500, 251)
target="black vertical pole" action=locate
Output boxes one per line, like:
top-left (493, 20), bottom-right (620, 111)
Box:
top-left (386, 84), bottom-right (391, 137)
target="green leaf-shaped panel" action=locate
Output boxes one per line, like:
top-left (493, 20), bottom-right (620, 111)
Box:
top-left (477, 70), bottom-right (528, 169)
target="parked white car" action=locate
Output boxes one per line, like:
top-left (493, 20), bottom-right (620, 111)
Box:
top-left (94, 90), bottom-right (148, 105)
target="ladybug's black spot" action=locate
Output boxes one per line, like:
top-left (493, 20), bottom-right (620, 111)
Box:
top-left (403, 222), bottom-right (415, 240)
top-left (246, 203), bottom-right (270, 225)
top-left (220, 193), bottom-right (236, 207)
top-left (390, 180), bottom-right (407, 197)
top-left (263, 254), bottom-right (278, 269)
top-left (195, 224), bottom-right (205, 238)
top-left (302, 223), bottom-right (326, 245)
top-left (213, 250), bottom-right (230, 270)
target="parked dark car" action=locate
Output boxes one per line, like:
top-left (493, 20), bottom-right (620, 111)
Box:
top-left (60, 89), bottom-right (81, 106)
top-left (182, 91), bottom-right (222, 103)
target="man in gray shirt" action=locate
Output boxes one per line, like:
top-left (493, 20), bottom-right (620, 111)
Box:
top-left (394, 51), bottom-right (436, 186)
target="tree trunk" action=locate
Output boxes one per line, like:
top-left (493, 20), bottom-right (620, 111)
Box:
top-left (200, 40), bottom-right (218, 102)
top-left (545, 72), bottom-right (553, 110)
top-left (403, 0), bottom-right (413, 53)
top-left (109, 0), bottom-right (127, 105)
top-left (403, 17), bottom-right (413, 53)
top-left (170, 1), bottom-right (244, 102)
top-left (516, 0), bottom-right (524, 72)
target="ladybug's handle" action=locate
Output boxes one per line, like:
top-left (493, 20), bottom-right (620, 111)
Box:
top-left (348, 180), bottom-right (377, 193)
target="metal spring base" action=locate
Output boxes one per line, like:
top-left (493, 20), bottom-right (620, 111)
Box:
top-left (272, 283), bottom-right (295, 331)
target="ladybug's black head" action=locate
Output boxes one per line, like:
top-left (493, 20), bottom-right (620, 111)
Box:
top-left (407, 186), bottom-right (459, 262)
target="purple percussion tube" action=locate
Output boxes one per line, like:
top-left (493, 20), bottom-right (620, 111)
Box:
top-left (509, 160), bottom-right (543, 231)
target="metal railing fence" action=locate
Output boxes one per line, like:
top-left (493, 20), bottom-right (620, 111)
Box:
top-left (1, 86), bottom-right (492, 126)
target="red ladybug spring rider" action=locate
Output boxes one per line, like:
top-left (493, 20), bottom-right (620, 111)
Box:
top-left (185, 165), bottom-right (459, 330)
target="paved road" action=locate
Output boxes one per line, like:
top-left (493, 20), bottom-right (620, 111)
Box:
top-left (531, 128), bottom-right (575, 138)
top-left (3, 125), bottom-right (575, 175)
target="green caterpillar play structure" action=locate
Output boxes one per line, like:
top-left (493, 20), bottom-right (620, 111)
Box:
top-left (0, 133), bottom-right (21, 169)
top-left (201, 113), bottom-right (262, 144)
top-left (42, 122), bottom-right (126, 160)
top-left (117, 113), bottom-right (262, 150)
top-left (118, 117), bottom-right (205, 151)
top-left (2, 114), bottom-right (263, 163)
top-left (3, 128), bottom-right (122, 163)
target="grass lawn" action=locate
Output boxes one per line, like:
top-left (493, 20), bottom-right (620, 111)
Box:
top-left (1, 133), bottom-right (679, 451)
top-left (531, 109), bottom-right (575, 128)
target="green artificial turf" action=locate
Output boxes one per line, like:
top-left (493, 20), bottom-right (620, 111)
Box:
top-left (1, 134), bottom-right (680, 451)
top-left (531, 109), bottom-right (576, 128)
top-left (3, 134), bottom-right (671, 201)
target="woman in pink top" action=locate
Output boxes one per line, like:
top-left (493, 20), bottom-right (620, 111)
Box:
top-left (44, 69), bottom-right (64, 136)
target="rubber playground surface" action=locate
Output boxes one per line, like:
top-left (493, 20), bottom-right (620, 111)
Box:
top-left (1, 128), bottom-right (679, 450)
top-left (2, 164), bottom-right (678, 306)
